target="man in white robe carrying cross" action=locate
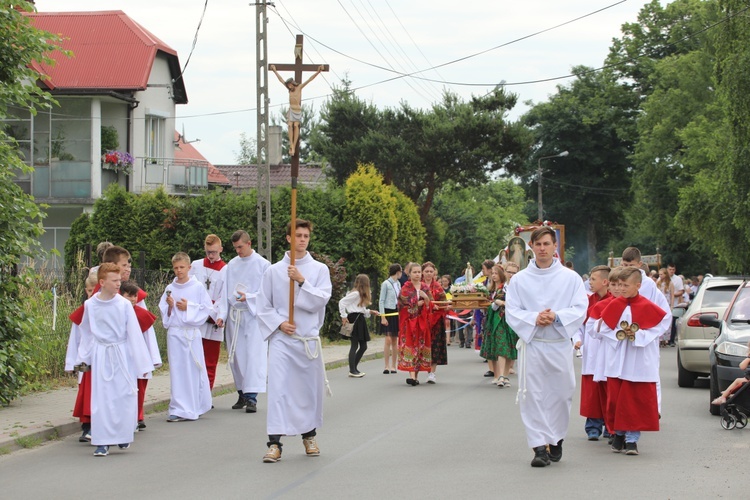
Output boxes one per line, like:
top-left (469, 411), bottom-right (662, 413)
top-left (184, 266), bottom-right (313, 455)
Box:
top-left (505, 226), bottom-right (588, 468)
top-left (257, 219), bottom-right (332, 463)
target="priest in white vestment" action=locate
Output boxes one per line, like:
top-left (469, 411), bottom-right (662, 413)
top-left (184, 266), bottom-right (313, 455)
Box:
top-left (75, 264), bottom-right (154, 456)
top-left (257, 219), bottom-right (332, 463)
top-left (225, 230), bottom-right (271, 412)
top-left (505, 227), bottom-right (587, 468)
top-left (159, 253), bottom-right (214, 422)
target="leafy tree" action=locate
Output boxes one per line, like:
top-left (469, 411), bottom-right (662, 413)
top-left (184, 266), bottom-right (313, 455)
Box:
top-left (605, 0), bottom-right (719, 98)
top-left (343, 164), bottom-right (398, 280)
top-left (522, 67), bottom-right (637, 270)
top-left (234, 132), bottom-right (257, 165)
top-left (0, 1), bottom-right (65, 404)
top-left (387, 185), bottom-right (425, 271)
top-left (675, 0), bottom-right (750, 272)
top-left (312, 80), bottom-right (532, 221)
top-left (428, 180), bottom-right (528, 276)
top-left (171, 188), bottom-right (257, 262)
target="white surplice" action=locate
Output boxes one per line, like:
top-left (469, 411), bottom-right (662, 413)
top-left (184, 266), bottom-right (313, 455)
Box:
top-left (505, 258), bottom-right (588, 448)
top-left (189, 259), bottom-right (228, 342)
top-left (597, 303), bottom-right (671, 382)
top-left (75, 293), bottom-right (154, 446)
top-left (257, 251), bottom-right (332, 436)
top-left (159, 276), bottom-right (213, 419)
top-left (225, 251), bottom-right (271, 394)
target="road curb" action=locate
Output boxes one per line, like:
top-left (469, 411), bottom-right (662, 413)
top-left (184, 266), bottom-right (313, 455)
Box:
top-left (0, 345), bottom-right (383, 454)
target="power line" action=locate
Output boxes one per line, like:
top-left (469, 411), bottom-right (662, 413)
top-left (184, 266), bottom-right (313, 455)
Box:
top-left (32, 3), bottom-right (748, 122)
top-left (335, 0), bottom-right (435, 104)
top-left (355, 0), bottom-right (443, 102)
top-left (173, 0), bottom-right (209, 83)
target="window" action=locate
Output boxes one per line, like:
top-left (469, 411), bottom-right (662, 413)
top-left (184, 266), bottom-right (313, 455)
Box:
top-left (145, 115), bottom-right (166, 159)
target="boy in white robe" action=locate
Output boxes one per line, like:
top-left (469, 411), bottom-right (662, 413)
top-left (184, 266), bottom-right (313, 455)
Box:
top-left (621, 247), bottom-right (671, 413)
top-left (595, 266), bottom-right (670, 455)
top-left (224, 230), bottom-right (271, 413)
top-left (505, 226), bottom-right (588, 468)
top-left (74, 263), bottom-right (154, 457)
top-left (159, 252), bottom-right (214, 422)
top-left (257, 219), bottom-right (332, 463)
top-left (121, 280), bottom-right (162, 431)
top-left (188, 234), bottom-right (229, 391)
top-left (65, 273), bottom-right (97, 443)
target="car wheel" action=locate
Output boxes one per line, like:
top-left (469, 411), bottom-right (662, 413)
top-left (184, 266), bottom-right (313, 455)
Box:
top-left (677, 349), bottom-right (697, 388)
top-left (709, 365), bottom-right (721, 416)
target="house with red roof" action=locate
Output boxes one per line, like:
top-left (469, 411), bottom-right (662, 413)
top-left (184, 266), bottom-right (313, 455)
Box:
top-left (5, 10), bottom-right (222, 267)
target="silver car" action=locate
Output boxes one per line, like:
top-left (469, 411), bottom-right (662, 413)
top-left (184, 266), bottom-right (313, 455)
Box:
top-left (676, 275), bottom-right (743, 387)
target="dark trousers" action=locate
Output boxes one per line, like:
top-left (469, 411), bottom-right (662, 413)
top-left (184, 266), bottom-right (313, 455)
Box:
top-left (668, 316), bottom-right (678, 344)
top-left (349, 337), bottom-right (368, 373)
top-left (267, 429), bottom-right (316, 449)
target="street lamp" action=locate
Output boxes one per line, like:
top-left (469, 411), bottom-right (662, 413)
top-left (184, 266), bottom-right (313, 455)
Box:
top-left (537, 150), bottom-right (569, 221)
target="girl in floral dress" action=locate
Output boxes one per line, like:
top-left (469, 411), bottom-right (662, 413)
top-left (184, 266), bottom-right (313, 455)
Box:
top-left (481, 264), bottom-right (518, 388)
top-left (398, 263), bottom-right (432, 386)
top-left (423, 262), bottom-right (449, 384)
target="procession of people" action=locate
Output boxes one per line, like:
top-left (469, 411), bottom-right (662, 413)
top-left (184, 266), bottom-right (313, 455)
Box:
top-left (64, 219), bottom-right (686, 468)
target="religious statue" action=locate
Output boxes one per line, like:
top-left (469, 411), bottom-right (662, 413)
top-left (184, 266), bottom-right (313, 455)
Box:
top-left (269, 64), bottom-right (324, 156)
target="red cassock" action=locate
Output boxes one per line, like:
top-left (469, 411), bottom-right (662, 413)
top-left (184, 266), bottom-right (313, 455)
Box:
top-left (580, 292), bottom-right (611, 419)
top-left (601, 295), bottom-right (665, 432)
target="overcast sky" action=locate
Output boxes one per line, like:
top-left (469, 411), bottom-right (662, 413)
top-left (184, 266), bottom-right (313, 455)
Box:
top-left (34, 0), bottom-right (663, 164)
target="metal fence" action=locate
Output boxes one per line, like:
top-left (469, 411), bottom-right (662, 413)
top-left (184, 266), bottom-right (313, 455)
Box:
top-left (23, 268), bottom-right (173, 383)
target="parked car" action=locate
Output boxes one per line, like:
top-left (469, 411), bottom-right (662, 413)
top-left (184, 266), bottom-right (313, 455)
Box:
top-left (676, 276), bottom-right (744, 387)
top-left (701, 281), bottom-right (750, 415)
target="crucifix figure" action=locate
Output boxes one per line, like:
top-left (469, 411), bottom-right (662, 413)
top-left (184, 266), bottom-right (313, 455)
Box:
top-left (205, 276), bottom-right (211, 291)
top-left (269, 35), bottom-right (329, 157)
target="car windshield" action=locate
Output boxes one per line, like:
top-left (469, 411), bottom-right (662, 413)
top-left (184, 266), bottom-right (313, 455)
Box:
top-left (702, 285), bottom-right (741, 308)
top-left (728, 287), bottom-right (750, 325)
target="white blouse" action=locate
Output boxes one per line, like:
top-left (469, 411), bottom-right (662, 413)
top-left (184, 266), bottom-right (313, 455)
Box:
top-left (339, 290), bottom-right (372, 318)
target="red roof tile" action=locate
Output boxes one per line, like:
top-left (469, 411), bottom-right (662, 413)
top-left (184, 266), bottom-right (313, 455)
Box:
top-left (174, 131), bottom-right (231, 186)
top-left (25, 11), bottom-right (187, 103)
top-left (215, 164), bottom-right (327, 191)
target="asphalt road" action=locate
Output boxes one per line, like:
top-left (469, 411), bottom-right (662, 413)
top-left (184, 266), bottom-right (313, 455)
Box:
top-left (1, 346), bottom-right (746, 499)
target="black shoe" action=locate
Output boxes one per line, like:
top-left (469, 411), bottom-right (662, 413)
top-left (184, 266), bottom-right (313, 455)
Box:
top-left (137, 420), bottom-right (146, 431)
top-left (245, 401), bottom-right (257, 413)
top-left (625, 442), bottom-right (639, 455)
top-left (390, 370), bottom-right (397, 374)
top-left (406, 378), bottom-right (415, 386)
top-left (383, 369), bottom-right (390, 374)
top-left (459, 343), bottom-right (465, 348)
top-left (531, 446), bottom-right (550, 467)
top-left (484, 371), bottom-right (495, 377)
top-left (611, 434), bottom-right (625, 453)
top-left (232, 395), bottom-right (247, 410)
top-left (548, 439), bottom-right (563, 462)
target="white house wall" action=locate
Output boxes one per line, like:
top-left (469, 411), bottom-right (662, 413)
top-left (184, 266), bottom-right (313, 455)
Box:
top-left (131, 52), bottom-right (178, 194)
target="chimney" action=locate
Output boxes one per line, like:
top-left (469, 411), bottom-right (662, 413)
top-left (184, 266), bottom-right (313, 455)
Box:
top-left (268, 125), bottom-right (282, 165)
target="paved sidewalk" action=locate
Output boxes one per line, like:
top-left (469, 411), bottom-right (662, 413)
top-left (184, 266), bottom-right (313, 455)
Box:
top-left (0, 337), bottom-right (384, 453)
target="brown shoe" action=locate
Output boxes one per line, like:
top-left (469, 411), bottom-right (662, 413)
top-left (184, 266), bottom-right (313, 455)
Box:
top-left (263, 444), bottom-right (282, 463)
top-left (302, 437), bottom-right (320, 456)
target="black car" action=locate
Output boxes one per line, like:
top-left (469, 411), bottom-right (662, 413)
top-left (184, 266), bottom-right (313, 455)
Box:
top-left (701, 281), bottom-right (750, 415)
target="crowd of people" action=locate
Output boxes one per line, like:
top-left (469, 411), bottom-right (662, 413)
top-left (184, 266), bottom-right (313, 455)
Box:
top-left (64, 221), bottom-right (695, 467)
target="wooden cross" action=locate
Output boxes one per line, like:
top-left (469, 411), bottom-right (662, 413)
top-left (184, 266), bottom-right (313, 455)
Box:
top-left (269, 34), bottom-right (329, 323)
top-left (269, 35), bottom-right (329, 103)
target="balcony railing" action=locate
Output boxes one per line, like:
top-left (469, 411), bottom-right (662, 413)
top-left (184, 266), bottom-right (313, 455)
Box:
top-left (141, 157), bottom-right (209, 191)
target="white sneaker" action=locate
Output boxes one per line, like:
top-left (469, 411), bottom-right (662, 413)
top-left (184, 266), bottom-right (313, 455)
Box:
top-left (427, 373), bottom-right (436, 384)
